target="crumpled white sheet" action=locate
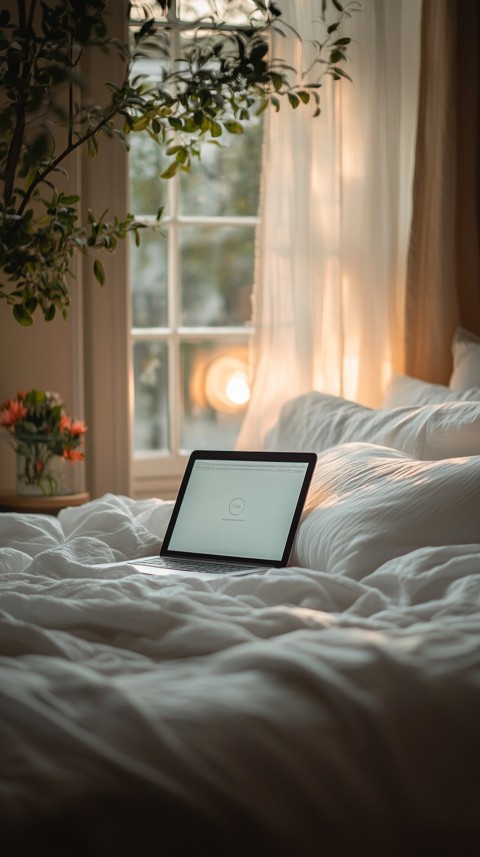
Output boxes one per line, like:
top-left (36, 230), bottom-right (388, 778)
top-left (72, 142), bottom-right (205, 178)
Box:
top-left (1, 494), bottom-right (480, 856)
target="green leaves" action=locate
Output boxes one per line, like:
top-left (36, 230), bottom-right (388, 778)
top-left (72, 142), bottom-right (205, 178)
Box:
top-left (0, 0), bottom-right (356, 324)
top-left (0, 192), bottom-right (146, 321)
top-left (223, 120), bottom-right (244, 135)
top-left (132, 115), bottom-right (150, 132)
top-left (13, 304), bottom-right (34, 326)
top-left (270, 72), bottom-right (284, 92)
top-left (93, 259), bottom-right (105, 286)
top-left (160, 162), bottom-right (178, 179)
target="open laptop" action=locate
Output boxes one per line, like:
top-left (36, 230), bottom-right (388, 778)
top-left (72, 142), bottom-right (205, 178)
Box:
top-left (130, 449), bottom-right (317, 580)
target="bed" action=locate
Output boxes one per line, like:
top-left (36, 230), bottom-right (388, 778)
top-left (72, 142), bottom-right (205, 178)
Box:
top-left (1, 328), bottom-right (480, 856)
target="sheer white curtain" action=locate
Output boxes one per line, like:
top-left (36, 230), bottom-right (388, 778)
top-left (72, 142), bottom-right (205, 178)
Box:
top-left (238, 0), bottom-right (421, 449)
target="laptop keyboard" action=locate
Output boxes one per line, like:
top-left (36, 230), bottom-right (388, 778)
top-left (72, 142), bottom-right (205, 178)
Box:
top-left (139, 556), bottom-right (258, 574)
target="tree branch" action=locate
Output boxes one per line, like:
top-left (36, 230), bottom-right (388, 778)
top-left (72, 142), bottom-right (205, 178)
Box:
top-left (68, 34), bottom-right (74, 149)
top-left (3, 0), bottom-right (30, 205)
top-left (17, 104), bottom-right (122, 215)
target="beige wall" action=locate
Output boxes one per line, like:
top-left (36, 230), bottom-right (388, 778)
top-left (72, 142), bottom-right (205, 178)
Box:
top-left (0, 1), bottom-right (130, 498)
top-left (80, 4), bottom-right (132, 499)
top-left (0, 0), bottom-right (83, 493)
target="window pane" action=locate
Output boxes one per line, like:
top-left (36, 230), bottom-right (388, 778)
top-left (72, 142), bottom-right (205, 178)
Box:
top-left (178, 1), bottom-right (266, 25)
top-left (129, 9), bottom-right (263, 466)
top-left (133, 341), bottom-right (169, 452)
top-left (180, 117), bottom-right (263, 216)
top-left (180, 225), bottom-right (254, 326)
top-left (130, 1), bottom-right (266, 25)
top-left (180, 340), bottom-right (250, 451)
top-left (129, 129), bottom-right (170, 218)
top-left (129, 1), bottom-right (168, 21)
top-left (131, 230), bottom-right (168, 328)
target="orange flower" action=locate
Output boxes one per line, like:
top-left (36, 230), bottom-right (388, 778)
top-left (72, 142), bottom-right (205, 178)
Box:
top-left (1, 389), bottom-right (88, 491)
top-left (59, 415), bottom-right (87, 436)
top-left (59, 414), bottom-right (71, 432)
top-left (63, 449), bottom-right (85, 461)
top-left (0, 399), bottom-right (28, 427)
top-left (69, 419), bottom-right (87, 436)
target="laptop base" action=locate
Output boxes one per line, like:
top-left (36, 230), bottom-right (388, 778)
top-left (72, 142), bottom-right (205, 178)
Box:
top-left (129, 559), bottom-right (266, 580)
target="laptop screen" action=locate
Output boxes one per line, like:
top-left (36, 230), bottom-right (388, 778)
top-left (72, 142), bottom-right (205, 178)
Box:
top-left (162, 451), bottom-right (317, 566)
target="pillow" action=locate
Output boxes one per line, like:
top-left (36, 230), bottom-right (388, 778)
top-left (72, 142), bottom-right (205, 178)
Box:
top-left (292, 443), bottom-right (480, 580)
top-left (266, 391), bottom-right (480, 460)
top-left (384, 374), bottom-right (480, 407)
top-left (450, 327), bottom-right (480, 391)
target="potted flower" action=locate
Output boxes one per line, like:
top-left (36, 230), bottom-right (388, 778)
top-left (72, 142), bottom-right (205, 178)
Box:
top-left (0, 389), bottom-right (87, 495)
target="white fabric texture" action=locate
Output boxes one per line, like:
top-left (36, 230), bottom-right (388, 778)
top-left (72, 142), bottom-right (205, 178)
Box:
top-left (449, 326), bottom-right (480, 390)
top-left (238, 0), bottom-right (421, 449)
top-left (1, 491), bottom-right (480, 855)
top-left (266, 391), bottom-right (480, 460)
top-left (384, 373), bottom-right (480, 407)
top-left (292, 443), bottom-right (480, 579)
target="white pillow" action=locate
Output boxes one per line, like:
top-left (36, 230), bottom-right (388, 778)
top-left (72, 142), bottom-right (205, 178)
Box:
top-left (450, 327), bottom-right (480, 391)
top-left (266, 391), bottom-right (480, 460)
top-left (384, 374), bottom-right (480, 407)
top-left (292, 443), bottom-right (480, 580)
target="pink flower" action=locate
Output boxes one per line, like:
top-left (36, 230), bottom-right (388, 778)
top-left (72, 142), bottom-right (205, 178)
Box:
top-left (0, 399), bottom-right (28, 427)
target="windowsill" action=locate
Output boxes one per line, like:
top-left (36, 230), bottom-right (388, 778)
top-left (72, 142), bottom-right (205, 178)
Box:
top-left (0, 492), bottom-right (91, 516)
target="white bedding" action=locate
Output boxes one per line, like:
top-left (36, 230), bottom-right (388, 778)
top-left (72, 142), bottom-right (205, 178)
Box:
top-left (1, 491), bottom-right (480, 856)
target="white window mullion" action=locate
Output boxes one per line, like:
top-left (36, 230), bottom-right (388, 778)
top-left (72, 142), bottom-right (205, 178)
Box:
top-left (168, 208), bottom-right (181, 455)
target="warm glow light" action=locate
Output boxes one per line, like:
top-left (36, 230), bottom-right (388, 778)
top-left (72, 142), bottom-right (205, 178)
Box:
top-left (204, 356), bottom-right (251, 414)
top-left (226, 373), bottom-right (251, 406)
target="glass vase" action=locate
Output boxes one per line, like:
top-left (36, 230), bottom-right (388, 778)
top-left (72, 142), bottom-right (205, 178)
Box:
top-left (16, 443), bottom-right (73, 496)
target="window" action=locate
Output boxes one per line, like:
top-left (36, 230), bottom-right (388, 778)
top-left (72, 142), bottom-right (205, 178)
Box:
top-left (128, 0), bottom-right (264, 494)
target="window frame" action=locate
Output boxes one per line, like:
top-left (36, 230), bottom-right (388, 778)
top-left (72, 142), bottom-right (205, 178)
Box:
top-left (129, 2), bottom-right (262, 498)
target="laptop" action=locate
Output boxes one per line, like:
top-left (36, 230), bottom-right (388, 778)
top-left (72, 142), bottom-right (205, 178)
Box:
top-left (130, 449), bottom-right (317, 580)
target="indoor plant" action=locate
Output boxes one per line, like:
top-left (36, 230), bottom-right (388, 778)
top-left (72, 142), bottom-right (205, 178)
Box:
top-left (0, 387), bottom-right (87, 495)
top-left (0, 0), bottom-right (355, 325)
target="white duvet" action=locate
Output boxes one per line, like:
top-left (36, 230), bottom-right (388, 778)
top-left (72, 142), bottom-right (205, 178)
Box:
top-left (1, 487), bottom-right (480, 856)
